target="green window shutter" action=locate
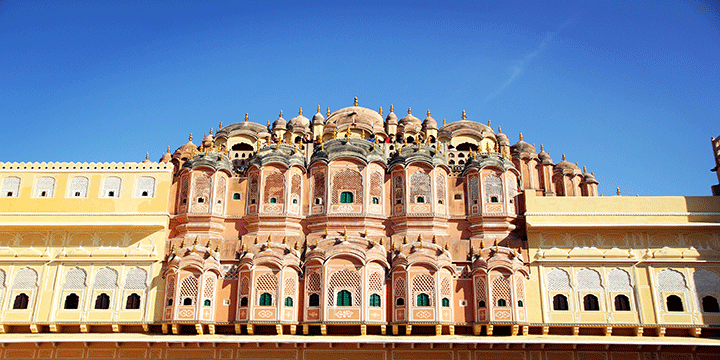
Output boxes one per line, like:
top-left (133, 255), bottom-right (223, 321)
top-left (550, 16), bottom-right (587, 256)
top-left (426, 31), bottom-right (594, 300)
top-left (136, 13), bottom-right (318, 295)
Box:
top-left (259, 293), bottom-right (272, 306)
top-left (442, 298), bottom-right (449, 307)
top-left (337, 290), bottom-right (352, 306)
top-left (340, 192), bottom-right (353, 203)
top-left (417, 293), bottom-right (430, 307)
top-left (370, 294), bottom-right (381, 307)
top-left (284, 297), bottom-right (293, 307)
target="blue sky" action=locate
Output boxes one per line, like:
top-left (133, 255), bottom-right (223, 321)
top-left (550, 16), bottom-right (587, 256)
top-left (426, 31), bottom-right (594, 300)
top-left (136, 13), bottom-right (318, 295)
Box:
top-left (1, 0), bottom-right (719, 196)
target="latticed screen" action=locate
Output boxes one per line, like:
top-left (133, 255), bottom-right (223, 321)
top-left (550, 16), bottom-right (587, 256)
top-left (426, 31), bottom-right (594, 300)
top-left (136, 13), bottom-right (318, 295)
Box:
top-left (608, 268), bottom-right (632, 292)
top-left (368, 271), bottom-right (383, 292)
top-left (248, 174), bottom-right (258, 200)
top-left (491, 275), bottom-right (511, 306)
top-left (68, 176), bottom-right (89, 197)
top-left (412, 273), bottom-right (435, 306)
top-left (469, 177), bottom-right (479, 201)
top-left (657, 269), bottom-right (687, 312)
top-left (331, 169), bottom-right (362, 204)
top-left (64, 268), bottom-right (87, 290)
top-left (291, 174), bottom-right (301, 198)
top-left (327, 269), bottom-right (361, 306)
top-left (393, 175), bottom-right (404, 204)
top-left (124, 268), bottom-right (147, 289)
top-left (547, 268), bottom-right (572, 291)
top-left (93, 268), bottom-right (118, 290)
top-left (239, 277), bottom-right (250, 296)
top-left (370, 171), bottom-right (383, 200)
top-left (394, 276), bottom-right (406, 298)
top-left (264, 171), bottom-right (285, 204)
top-left (441, 277), bottom-right (451, 297)
top-left (1, 176), bottom-right (20, 197)
top-left (312, 172), bottom-right (325, 200)
top-left (215, 176), bottom-right (226, 205)
top-left (193, 173), bottom-right (212, 204)
top-left (577, 268), bottom-right (602, 291)
top-left (255, 273), bottom-right (278, 305)
top-left (135, 176), bottom-right (156, 197)
top-left (179, 276), bottom-right (199, 305)
top-left (34, 176), bottom-right (55, 197)
top-left (13, 268), bottom-right (38, 290)
top-left (515, 274), bottom-right (525, 306)
top-left (484, 174), bottom-right (503, 202)
top-left (435, 174), bottom-right (446, 204)
top-left (179, 177), bottom-right (189, 203)
top-left (284, 277), bottom-right (295, 298)
top-left (165, 275), bottom-right (175, 303)
top-left (203, 275), bottom-right (215, 300)
top-left (475, 277), bottom-right (487, 303)
top-left (410, 172), bottom-right (431, 203)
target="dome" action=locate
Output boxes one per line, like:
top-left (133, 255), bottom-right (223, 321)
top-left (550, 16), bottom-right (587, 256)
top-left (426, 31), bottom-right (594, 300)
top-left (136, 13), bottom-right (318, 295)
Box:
top-left (202, 132), bottom-right (214, 148)
top-left (173, 134), bottom-right (197, 159)
top-left (422, 110), bottom-right (437, 130)
top-left (555, 154), bottom-right (580, 171)
top-left (399, 107), bottom-right (421, 129)
top-left (325, 104), bottom-right (384, 135)
top-left (386, 104), bottom-right (398, 125)
top-left (438, 111), bottom-right (496, 141)
top-left (511, 133), bottom-right (536, 154)
top-left (538, 144), bottom-right (553, 164)
top-left (142, 152), bottom-right (152, 164)
top-left (288, 108), bottom-right (310, 131)
top-left (273, 111), bottom-right (287, 130)
top-left (582, 167), bottom-right (598, 183)
top-left (312, 105), bottom-right (325, 124)
top-left (496, 126), bottom-right (510, 146)
top-left (160, 148), bottom-right (172, 163)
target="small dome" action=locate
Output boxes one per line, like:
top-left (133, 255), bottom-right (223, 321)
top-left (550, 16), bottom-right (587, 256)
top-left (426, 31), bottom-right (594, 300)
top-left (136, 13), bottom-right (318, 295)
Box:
top-left (288, 108), bottom-right (310, 131)
top-left (496, 126), bottom-right (510, 146)
top-left (174, 134), bottom-right (197, 158)
top-left (582, 167), bottom-right (598, 183)
top-left (142, 152), bottom-right (152, 164)
top-left (538, 144), bottom-right (553, 164)
top-left (399, 107), bottom-right (421, 128)
top-left (555, 154), bottom-right (579, 171)
top-left (202, 132), bottom-right (214, 148)
top-left (273, 111), bottom-right (287, 130)
top-left (160, 152), bottom-right (172, 163)
top-left (312, 105), bottom-right (325, 124)
top-left (422, 110), bottom-right (437, 130)
top-left (511, 133), bottom-right (536, 154)
top-left (386, 104), bottom-right (398, 125)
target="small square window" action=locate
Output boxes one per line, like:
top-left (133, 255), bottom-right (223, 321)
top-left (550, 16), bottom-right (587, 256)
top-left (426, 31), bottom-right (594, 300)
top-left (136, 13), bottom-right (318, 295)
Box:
top-left (454, 194), bottom-right (462, 200)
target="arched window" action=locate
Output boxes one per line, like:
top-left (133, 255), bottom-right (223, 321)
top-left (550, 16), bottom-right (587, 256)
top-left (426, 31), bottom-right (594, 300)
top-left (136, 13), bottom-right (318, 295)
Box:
top-left (478, 300), bottom-right (486, 308)
top-left (442, 298), bottom-right (450, 307)
top-left (340, 191), bottom-right (353, 203)
top-left (285, 297), bottom-right (293, 307)
top-left (369, 294), bottom-right (381, 307)
top-left (167, 299), bottom-right (173, 306)
top-left (553, 294), bottom-right (568, 311)
top-left (417, 293), bottom-right (430, 307)
top-left (416, 196), bottom-right (424, 203)
top-left (233, 193), bottom-right (241, 200)
top-left (309, 293), bottom-right (320, 307)
top-left (583, 294), bottom-right (600, 311)
top-left (336, 290), bottom-right (352, 306)
top-left (95, 293), bottom-right (110, 309)
top-left (666, 295), bottom-right (684, 312)
top-left (126, 293), bottom-right (141, 309)
top-left (13, 293), bottom-right (29, 309)
top-left (240, 297), bottom-right (248, 307)
top-left (702, 296), bottom-right (720, 313)
top-left (204, 299), bottom-right (211, 306)
top-left (183, 297), bottom-right (193, 306)
top-left (614, 294), bottom-right (631, 311)
top-left (372, 197), bottom-right (379, 204)
top-left (259, 293), bottom-right (273, 306)
top-left (269, 197), bottom-right (277, 203)
top-left (64, 293), bottom-right (80, 309)
top-left (497, 299), bottom-right (507, 307)
top-left (396, 297), bottom-right (405, 306)
top-left (490, 196), bottom-right (499, 203)
top-left (517, 300), bottom-right (524, 307)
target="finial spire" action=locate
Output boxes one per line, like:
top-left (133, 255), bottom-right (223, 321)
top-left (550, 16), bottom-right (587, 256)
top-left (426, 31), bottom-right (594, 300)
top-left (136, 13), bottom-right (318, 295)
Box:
top-left (167, 146), bottom-right (171, 153)
top-left (407, 107), bottom-right (412, 114)
top-left (488, 119), bottom-right (491, 126)
top-left (583, 166), bottom-right (587, 173)
top-left (378, 106), bottom-right (383, 116)
top-left (390, 104), bottom-right (394, 113)
top-left (145, 152), bottom-right (149, 160)
top-left (540, 144), bottom-right (544, 151)
top-left (353, 96), bottom-right (358, 106)
top-left (462, 110), bottom-right (467, 120)
top-left (616, 187), bottom-right (621, 196)
top-left (245, 113), bottom-right (249, 122)
top-left (443, 118), bottom-right (446, 125)
top-left (317, 105), bottom-right (321, 113)
top-left (279, 110), bottom-right (283, 118)
top-left (189, 133), bottom-right (193, 141)
top-left (519, 132), bottom-right (523, 141)
top-left (210, 127), bottom-right (214, 136)
top-left (498, 126), bottom-right (502, 133)
top-left (562, 154), bottom-right (566, 161)
top-left (299, 107), bottom-right (303, 115)
top-left (219, 121), bottom-right (223, 129)
top-left (427, 109), bottom-right (431, 116)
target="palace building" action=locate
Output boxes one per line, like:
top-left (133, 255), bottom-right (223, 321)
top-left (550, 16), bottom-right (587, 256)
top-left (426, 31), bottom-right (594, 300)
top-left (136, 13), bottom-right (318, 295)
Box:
top-left (0, 99), bottom-right (719, 359)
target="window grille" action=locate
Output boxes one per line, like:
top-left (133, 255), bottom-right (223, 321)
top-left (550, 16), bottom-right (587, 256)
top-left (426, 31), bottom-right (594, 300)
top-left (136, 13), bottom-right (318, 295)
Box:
top-left (393, 175), bottom-right (404, 204)
top-left (547, 268), bottom-right (572, 291)
top-left (331, 169), bottom-right (363, 204)
top-left (491, 275), bottom-right (511, 307)
top-left (215, 176), bottom-right (226, 207)
top-left (441, 277), bottom-right (451, 297)
top-left (12, 268), bottom-right (38, 290)
top-left (469, 177), bottom-right (479, 201)
top-left (63, 268), bottom-right (86, 290)
top-left (255, 273), bottom-right (278, 306)
top-left (577, 268), bottom-right (602, 290)
top-left (1, 176), bottom-right (20, 197)
top-left (435, 174), bottom-right (446, 204)
top-left (93, 268), bottom-right (118, 290)
top-left (179, 276), bottom-right (199, 305)
top-left (124, 268), bottom-right (147, 289)
top-left (608, 268), bottom-right (632, 291)
top-left (328, 269), bottom-right (361, 307)
top-left (394, 276), bottom-right (406, 298)
top-left (657, 269), bottom-right (688, 312)
top-left (284, 277), bottom-right (295, 298)
top-left (410, 172), bottom-right (431, 204)
top-left (484, 174), bottom-right (503, 203)
top-left (68, 177), bottom-right (89, 197)
top-left (370, 171), bottom-right (383, 200)
top-left (239, 277), bottom-right (250, 295)
top-left (515, 274), bottom-right (525, 304)
top-left (135, 176), bottom-right (156, 197)
top-left (264, 171), bottom-right (285, 204)
top-left (306, 272), bottom-right (321, 292)
top-left (165, 275), bottom-right (175, 303)
top-left (35, 177), bottom-right (55, 197)
top-left (368, 271), bottom-right (383, 293)
top-left (203, 275), bottom-right (215, 300)
top-left (694, 270), bottom-right (720, 295)
top-left (291, 174), bottom-right (301, 198)
top-left (475, 277), bottom-right (487, 302)
top-left (193, 173), bottom-right (212, 205)
top-left (312, 172), bottom-right (325, 200)
top-left (102, 176), bottom-right (122, 197)
top-left (412, 273), bottom-right (435, 307)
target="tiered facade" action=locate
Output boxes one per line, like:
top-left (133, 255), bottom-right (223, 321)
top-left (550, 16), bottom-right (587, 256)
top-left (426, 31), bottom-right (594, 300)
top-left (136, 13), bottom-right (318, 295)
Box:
top-left (0, 101), bottom-right (718, 359)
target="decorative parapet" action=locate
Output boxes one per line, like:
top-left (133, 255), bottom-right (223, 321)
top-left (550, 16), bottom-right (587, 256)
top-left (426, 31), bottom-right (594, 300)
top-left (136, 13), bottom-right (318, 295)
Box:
top-left (0, 162), bottom-right (174, 171)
